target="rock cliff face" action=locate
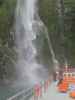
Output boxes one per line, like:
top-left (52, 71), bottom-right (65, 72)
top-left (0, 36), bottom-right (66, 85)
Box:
top-left (39, 0), bottom-right (65, 64)
top-left (0, 0), bottom-right (16, 81)
top-left (39, 0), bottom-right (75, 66)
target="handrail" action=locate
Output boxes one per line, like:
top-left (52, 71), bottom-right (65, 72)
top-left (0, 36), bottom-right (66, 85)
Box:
top-left (7, 87), bottom-right (34, 100)
top-left (7, 77), bottom-right (51, 100)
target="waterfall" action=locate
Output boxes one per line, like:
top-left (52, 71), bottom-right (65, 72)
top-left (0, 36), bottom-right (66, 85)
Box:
top-left (42, 23), bottom-right (59, 72)
top-left (15, 0), bottom-right (49, 85)
top-left (46, 32), bottom-right (59, 71)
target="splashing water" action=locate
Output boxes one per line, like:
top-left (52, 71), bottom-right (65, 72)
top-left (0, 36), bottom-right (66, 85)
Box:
top-left (15, 0), bottom-right (49, 85)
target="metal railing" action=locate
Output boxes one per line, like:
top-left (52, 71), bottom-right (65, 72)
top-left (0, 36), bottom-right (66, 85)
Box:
top-left (7, 77), bottom-right (51, 100)
top-left (7, 87), bottom-right (34, 100)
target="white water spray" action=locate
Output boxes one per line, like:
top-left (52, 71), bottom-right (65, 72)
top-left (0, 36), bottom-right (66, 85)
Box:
top-left (15, 0), bottom-right (49, 84)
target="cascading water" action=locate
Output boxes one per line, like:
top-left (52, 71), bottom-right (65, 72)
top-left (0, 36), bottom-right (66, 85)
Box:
top-left (15, 0), bottom-right (49, 85)
top-left (43, 26), bottom-right (59, 70)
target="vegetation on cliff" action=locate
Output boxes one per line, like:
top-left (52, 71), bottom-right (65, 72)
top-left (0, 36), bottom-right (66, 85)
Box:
top-left (0, 0), bottom-right (16, 80)
top-left (39, 0), bottom-right (75, 65)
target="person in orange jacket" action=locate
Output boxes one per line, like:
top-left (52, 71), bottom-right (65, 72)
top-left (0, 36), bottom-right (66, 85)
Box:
top-left (70, 91), bottom-right (75, 98)
top-left (69, 84), bottom-right (75, 98)
top-left (57, 78), bottom-right (69, 92)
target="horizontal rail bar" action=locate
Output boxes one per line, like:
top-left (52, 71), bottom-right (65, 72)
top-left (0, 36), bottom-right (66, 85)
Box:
top-left (7, 77), bottom-right (51, 100)
top-left (7, 87), bottom-right (33, 100)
